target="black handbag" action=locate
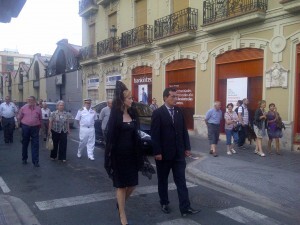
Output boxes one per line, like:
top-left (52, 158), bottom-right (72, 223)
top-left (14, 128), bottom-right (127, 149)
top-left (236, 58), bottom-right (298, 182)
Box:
top-left (233, 123), bottom-right (242, 132)
top-left (140, 156), bottom-right (156, 180)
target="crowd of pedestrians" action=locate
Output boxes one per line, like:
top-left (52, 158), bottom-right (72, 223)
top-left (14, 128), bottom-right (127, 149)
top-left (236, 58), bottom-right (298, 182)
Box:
top-left (204, 98), bottom-right (284, 158)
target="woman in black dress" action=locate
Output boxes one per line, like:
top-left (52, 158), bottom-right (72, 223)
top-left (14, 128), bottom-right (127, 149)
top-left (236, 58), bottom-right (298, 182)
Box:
top-left (105, 81), bottom-right (143, 225)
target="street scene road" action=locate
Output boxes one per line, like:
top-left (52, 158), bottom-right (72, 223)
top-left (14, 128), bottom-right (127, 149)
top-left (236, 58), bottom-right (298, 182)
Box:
top-left (0, 127), bottom-right (299, 225)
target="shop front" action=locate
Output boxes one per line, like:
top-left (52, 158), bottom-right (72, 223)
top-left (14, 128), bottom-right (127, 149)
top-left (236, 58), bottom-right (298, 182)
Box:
top-left (294, 44), bottom-right (300, 143)
top-left (166, 59), bottom-right (195, 130)
top-left (215, 48), bottom-right (263, 132)
top-left (131, 66), bottom-right (152, 104)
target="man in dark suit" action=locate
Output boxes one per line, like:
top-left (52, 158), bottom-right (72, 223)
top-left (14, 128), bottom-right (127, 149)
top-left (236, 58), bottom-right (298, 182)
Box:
top-left (151, 87), bottom-right (200, 217)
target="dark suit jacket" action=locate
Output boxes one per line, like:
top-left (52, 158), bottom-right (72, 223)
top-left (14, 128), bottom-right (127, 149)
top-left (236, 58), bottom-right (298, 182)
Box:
top-left (151, 105), bottom-right (191, 161)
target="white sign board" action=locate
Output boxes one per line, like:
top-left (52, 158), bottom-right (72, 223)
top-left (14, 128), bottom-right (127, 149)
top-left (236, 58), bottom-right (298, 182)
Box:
top-left (226, 77), bottom-right (248, 107)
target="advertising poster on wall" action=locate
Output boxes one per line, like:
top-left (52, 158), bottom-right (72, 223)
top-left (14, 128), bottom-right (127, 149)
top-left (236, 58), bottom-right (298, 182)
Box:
top-left (138, 84), bottom-right (148, 104)
top-left (226, 77), bottom-right (248, 107)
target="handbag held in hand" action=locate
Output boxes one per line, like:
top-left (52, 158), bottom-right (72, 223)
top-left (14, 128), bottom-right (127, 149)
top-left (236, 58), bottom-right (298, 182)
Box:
top-left (46, 134), bottom-right (54, 150)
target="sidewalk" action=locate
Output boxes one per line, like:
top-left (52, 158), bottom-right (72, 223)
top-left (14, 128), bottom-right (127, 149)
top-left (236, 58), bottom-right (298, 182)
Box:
top-left (0, 195), bottom-right (40, 225)
top-left (187, 134), bottom-right (300, 221)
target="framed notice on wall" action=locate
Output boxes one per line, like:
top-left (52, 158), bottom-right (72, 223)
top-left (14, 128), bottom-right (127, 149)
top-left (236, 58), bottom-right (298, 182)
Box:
top-left (226, 77), bottom-right (248, 107)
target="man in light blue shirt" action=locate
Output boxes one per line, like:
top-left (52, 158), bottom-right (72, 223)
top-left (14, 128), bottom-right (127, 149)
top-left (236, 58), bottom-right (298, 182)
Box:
top-left (205, 101), bottom-right (222, 157)
top-left (0, 96), bottom-right (18, 143)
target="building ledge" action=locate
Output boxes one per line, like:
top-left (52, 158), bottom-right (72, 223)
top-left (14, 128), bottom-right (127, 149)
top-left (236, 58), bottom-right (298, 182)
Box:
top-left (80, 58), bottom-right (98, 66)
top-left (98, 53), bottom-right (121, 61)
top-left (155, 32), bottom-right (196, 47)
top-left (121, 44), bottom-right (152, 55)
top-left (79, 5), bottom-right (98, 17)
top-left (282, 1), bottom-right (300, 12)
top-left (203, 11), bottom-right (266, 33)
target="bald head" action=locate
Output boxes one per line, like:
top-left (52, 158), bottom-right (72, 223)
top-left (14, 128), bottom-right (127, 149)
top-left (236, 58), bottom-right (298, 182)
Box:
top-left (107, 99), bottom-right (113, 108)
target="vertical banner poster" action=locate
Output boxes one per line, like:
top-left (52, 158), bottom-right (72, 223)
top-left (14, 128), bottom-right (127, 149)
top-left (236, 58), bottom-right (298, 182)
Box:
top-left (226, 77), bottom-right (248, 107)
top-left (138, 84), bottom-right (148, 104)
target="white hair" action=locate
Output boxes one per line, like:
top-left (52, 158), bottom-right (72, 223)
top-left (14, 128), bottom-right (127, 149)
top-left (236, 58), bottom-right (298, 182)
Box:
top-left (56, 100), bottom-right (64, 107)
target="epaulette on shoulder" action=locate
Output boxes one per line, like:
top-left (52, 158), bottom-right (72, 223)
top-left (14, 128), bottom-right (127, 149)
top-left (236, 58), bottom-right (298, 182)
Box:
top-left (79, 107), bottom-right (84, 111)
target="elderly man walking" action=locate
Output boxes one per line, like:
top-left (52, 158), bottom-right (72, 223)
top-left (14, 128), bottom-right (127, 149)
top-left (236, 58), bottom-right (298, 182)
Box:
top-left (205, 101), bottom-right (222, 157)
top-left (18, 96), bottom-right (42, 167)
top-left (75, 98), bottom-right (97, 160)
top-left (98, 99), bottom-right (112, 144)
top-left (41, 102), bottom-right (51, 141)
top-left (0, 96), bottom-right (18, 143)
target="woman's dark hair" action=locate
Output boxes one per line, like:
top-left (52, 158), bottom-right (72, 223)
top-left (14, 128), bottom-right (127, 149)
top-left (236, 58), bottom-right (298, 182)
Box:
top-left (113, 81), bottom-right (128, 110)
top-left (237, 100), bottom-right (243, 106)
top-left (269, 103), bottom-right (275, 108)
top-left (227, 103), bottom-right (233, 108)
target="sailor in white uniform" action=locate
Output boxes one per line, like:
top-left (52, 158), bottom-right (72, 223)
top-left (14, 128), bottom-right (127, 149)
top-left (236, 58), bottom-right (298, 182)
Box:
top-left (75, 98), bottom-right (97, 160)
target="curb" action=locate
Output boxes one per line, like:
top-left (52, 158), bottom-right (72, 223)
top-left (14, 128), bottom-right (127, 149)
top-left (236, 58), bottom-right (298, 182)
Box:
top-left (185, 156), bottom-right (300, 221)
top-left (0, 195), bottom-right (40, 225)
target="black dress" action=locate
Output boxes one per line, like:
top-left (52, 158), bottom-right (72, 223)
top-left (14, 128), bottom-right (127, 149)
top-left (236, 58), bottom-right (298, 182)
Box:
top-left (112, 121), bottom-right (138, 188)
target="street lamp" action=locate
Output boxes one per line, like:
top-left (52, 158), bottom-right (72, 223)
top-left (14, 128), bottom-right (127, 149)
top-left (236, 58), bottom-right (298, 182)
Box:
top-left (110, 25), bottom-right (117, 38)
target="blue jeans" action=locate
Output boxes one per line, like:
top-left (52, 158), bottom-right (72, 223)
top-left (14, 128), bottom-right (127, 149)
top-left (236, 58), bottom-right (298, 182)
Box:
top-left (22, 124), bottom-right (40, 164)
top-left (225, 129), bottom-right (239, 145)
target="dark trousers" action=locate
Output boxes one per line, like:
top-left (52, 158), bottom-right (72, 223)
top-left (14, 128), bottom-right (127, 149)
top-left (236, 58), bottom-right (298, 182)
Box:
top-left (50, 130), bottom-right (67, 160)
top-left (42, 119), bottom-right (49, 139)
top-left (156, 160), bottom-right (190, 212)
top-left (238, 125), bottom-right (249, 146)
top-left (22, 125), bottom-right (40, 164)
top-left (2, 117), bottom-right (15, 143)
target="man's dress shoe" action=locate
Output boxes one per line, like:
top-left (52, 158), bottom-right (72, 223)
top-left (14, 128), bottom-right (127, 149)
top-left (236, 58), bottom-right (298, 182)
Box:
top-left (181, 207), bottom-right (200, 217)
top-left (161, 204), bottom-right (171, 214)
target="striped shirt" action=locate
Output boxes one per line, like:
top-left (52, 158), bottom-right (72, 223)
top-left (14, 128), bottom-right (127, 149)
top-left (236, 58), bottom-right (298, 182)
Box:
top-left (18, 104), bottom-right (42, 127)
top-left (238, 104), bottom-right (249, 125)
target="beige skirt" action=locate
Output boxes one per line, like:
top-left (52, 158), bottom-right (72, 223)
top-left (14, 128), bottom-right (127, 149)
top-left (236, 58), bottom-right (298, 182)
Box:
top-left (253, 125), bottom-right (266, 138)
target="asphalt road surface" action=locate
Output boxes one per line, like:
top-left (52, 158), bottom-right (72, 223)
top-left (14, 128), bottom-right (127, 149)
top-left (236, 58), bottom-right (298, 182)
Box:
top-left (0, 129), bottom-right (296, 225)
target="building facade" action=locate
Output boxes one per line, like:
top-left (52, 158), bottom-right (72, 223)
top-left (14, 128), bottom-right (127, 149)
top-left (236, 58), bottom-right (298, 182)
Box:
top-left (79, 0), bottom-right (300, 151)
top-left (46, 39), bottom-right (83, 114)
top-left (0, 50), bottom-right (33, 103)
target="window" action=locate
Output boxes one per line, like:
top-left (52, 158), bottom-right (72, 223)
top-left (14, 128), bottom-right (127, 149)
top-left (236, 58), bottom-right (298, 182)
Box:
top-left (135, 0), bottom-right (147, 27)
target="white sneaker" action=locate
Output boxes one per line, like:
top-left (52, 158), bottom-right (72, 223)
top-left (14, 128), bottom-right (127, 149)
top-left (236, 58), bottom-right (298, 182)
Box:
top-left (88, 157), bottom-right (95, 161)
top-left (231, 149), bottom-right (236, 154)
top-left (254, 149), bottom-right (258, 154)
top-left (77, 153), bottom-right (82, 158)
top-left (227, 151), bottom-right (232, 155)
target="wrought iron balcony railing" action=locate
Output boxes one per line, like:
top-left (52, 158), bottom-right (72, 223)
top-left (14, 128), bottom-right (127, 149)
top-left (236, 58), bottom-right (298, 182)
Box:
top-left (97, 37), bottom-right (121, 56)
top-left (79, 0), bottom-right (97, 14)
top-left (80, 45), bottom-right (97, 61)
top-left (121, 24), bottom-right (153, 49)
top-left (203, 0), bottom-right (268, 25)
top-left (154, 7), bottom-right (198, 40)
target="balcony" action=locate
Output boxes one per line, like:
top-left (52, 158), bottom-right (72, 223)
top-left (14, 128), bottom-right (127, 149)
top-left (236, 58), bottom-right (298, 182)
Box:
top-left (33, 80), bottom-right (40, 88)
top-left (154, 7), bottom-right (198, 46)
top-left (203, 0), bottom-right (268, 33)
top-left (97, 37), bottom-right (121, 61)
top-left (79, 45), bottom-right (98, 65)
top-left (79, 0), bottom-right (98, 17)
top-left (121, 25), bottom-right (153, 55)
top-left (18, 84), bottom-right (23, 91)
top-left (280, 0), bottom-right (300, 12)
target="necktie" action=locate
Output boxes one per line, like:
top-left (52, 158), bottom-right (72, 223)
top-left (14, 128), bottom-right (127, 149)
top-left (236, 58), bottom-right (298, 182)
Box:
top-left (169, 108), bottom-right (174, 123)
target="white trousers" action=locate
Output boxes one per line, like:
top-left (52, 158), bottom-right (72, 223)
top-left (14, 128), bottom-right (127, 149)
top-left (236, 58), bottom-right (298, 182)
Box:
top-left (77, 127), bottom-right (95, 158)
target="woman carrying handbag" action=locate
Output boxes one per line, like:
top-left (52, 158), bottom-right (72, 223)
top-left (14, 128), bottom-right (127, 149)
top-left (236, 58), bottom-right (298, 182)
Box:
top-left (48, 101), bottom-right (71, 162)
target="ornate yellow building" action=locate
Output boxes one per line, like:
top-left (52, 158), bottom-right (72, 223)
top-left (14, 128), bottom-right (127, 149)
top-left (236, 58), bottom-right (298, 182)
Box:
top-left (79, 0), bottom-right (300, 151)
